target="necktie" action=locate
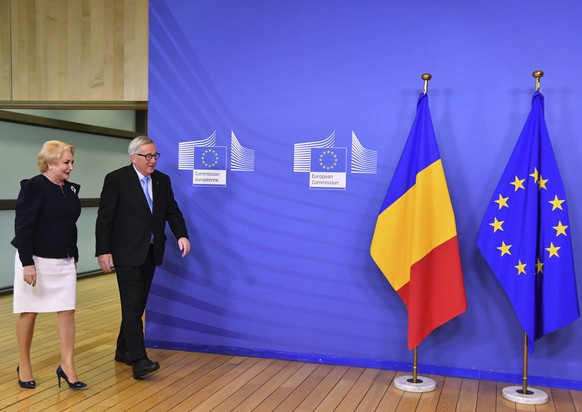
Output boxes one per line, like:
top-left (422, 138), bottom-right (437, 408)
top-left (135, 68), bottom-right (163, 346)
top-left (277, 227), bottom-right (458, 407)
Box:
top-left (142, 176), bottom-right (153, 212)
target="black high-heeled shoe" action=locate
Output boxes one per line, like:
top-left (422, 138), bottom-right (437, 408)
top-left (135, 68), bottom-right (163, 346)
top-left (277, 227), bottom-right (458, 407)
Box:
top-left (56, 365), bottom-right (87, 389)
top-left (17, 366), bottom-right (36, 389)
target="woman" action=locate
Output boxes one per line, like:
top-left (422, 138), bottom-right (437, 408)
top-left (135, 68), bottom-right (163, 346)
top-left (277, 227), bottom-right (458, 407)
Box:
top-left (12, 140), bottom-right (86, 389)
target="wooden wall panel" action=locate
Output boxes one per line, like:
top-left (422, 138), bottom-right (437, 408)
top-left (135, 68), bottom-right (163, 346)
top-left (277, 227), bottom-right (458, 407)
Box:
top-left (124, 0), bottom-right (148, 101)
top-left (11, 0), bottom-right (42, 100)
top-left (9, 0), bottom-right (147, 101)
top-left (0, 0), bottom-right (12, 99)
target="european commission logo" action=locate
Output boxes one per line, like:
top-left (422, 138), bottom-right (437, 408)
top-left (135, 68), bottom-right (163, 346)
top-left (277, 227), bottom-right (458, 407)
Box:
top-left (178, 131), bottom-right (255, 187)
top-left (230, 131), bottom-right (255, 172)
top-left (293, 131), bottom-right (377, 190)
top-left (310, 147), bottom-right (347, 189)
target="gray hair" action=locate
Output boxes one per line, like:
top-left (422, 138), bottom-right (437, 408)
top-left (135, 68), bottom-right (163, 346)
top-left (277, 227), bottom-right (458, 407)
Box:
top-left (128, 135), bottom-right (155, 156)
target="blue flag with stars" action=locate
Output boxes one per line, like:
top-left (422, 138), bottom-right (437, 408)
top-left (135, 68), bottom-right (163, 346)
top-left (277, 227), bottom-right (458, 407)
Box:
top-left (477, 91), bottom-right (579, 353)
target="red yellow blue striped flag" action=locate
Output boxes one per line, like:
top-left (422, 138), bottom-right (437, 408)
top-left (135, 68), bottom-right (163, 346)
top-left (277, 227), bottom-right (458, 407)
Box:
top-left (370, 93), bottom-right (467, 350)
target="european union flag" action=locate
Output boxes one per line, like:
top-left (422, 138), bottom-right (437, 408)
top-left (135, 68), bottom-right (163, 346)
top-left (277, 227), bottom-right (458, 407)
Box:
top-left (193, 146), bottom-right (227, 170)
top-left (477, 91), bottom-right (580, 353)
top-left (310, 147), bottom-right (347, 172)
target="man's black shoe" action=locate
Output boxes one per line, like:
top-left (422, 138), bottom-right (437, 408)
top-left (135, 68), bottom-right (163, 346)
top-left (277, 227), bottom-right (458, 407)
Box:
top-left (132, 358), bottom-right (160, 379)
top-left (114, 351), bottom-right (132, 365)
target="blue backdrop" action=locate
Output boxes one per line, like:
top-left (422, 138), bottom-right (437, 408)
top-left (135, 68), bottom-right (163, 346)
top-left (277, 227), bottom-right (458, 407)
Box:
top-left (146, 0), bottom-right (582, 389)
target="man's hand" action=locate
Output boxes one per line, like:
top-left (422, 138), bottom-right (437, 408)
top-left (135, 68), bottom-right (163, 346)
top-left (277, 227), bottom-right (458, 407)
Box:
top-left (177, 237), bottom-right (191, 257)
top-left (98, 254), bottom-right (114, 273)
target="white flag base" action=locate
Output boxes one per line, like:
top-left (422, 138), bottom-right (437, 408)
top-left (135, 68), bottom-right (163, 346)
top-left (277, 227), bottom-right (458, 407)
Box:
top-left (394, 375), bottom-right (436, 392)
top-left (502, 386), bottom-right (548, 404)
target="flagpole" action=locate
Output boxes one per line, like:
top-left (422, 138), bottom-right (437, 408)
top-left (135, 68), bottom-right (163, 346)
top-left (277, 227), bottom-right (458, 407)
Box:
top-left (412, 347), bottom-right (418, 382)
top-left (501, 332), bottom-right (547, 404)
top-left (533, 70), bottom-right (544, 91)
top-left (422, 73), bottom-right (432, 94)
top-left (394, 345), bottom-right (436, 393)
top-left (522, 332), bottom-right (530, 393)
top-left (392, 73), bottom-right (437, 395)
top-left (500, 69), bottom-right (550, 406)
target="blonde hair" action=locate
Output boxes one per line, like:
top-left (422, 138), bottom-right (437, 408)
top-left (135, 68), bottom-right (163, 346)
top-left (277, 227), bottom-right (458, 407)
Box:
top-left (37, 140), bottom-right (75, 172)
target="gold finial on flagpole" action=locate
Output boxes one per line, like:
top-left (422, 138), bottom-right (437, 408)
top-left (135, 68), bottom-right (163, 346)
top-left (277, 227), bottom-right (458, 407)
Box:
top-left (532, 70), bottom-right (544, 91)
top-left (422, 73), bottom-right (432, 94)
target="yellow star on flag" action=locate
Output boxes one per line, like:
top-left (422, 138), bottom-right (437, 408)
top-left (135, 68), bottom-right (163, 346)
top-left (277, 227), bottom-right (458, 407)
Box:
top-left (510, 176), bottom-right (525, 191)
top-left (494, 194), bottom-right (509, 210)
top-left (553, 221), bottom-right (568, 237)
top-left (545, 242), bottom-right (560, 258)
top-left (489, 217), bottom-right (504, 232)
top-left (538, 174), bottom-right (548, 190)
top-left (548, 195), bottom-right (565, 211)
top-left (536, 258), bottom-right (544, 274)
top-left (515, 260), bottom-right (527, 275)
top-left (497, 241), bottom-right (512, 256)
top-left (529, 168), bottom-right (539, 182)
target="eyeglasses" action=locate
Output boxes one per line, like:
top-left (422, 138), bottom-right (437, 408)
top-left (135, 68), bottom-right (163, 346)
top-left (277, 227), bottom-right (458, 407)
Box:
top-left (136, 152), bottom-right (161, 161)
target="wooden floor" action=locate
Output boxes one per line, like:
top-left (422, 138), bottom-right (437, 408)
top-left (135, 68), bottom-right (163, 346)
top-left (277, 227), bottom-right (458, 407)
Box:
top-left (0, 275), bottom-right (580, 412)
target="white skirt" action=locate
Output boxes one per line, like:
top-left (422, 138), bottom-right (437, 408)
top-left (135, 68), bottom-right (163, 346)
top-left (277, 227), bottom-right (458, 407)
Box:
top-left (13, 252), bottom-right (77, 313)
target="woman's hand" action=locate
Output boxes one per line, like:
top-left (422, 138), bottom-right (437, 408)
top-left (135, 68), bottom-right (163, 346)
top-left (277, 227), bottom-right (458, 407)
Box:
top-left (23, 265), bottom-right (37, 286)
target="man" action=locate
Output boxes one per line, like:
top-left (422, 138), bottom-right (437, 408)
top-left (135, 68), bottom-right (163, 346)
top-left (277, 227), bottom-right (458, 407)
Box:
top-left (96, 135), bottom-right (190, 379)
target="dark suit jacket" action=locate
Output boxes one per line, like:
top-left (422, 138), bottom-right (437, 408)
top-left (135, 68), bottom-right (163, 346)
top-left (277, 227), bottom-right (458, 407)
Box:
top-left (95, 165), bottom-right (188, 267)
top-left (12, 174), bottom-right (81, 266)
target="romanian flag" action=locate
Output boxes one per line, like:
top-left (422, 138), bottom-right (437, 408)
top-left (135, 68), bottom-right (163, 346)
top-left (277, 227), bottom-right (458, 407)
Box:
top-left (477, 91), bottom-right (579, 353)
top-left (370, 93), bottom-right (467, 350)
